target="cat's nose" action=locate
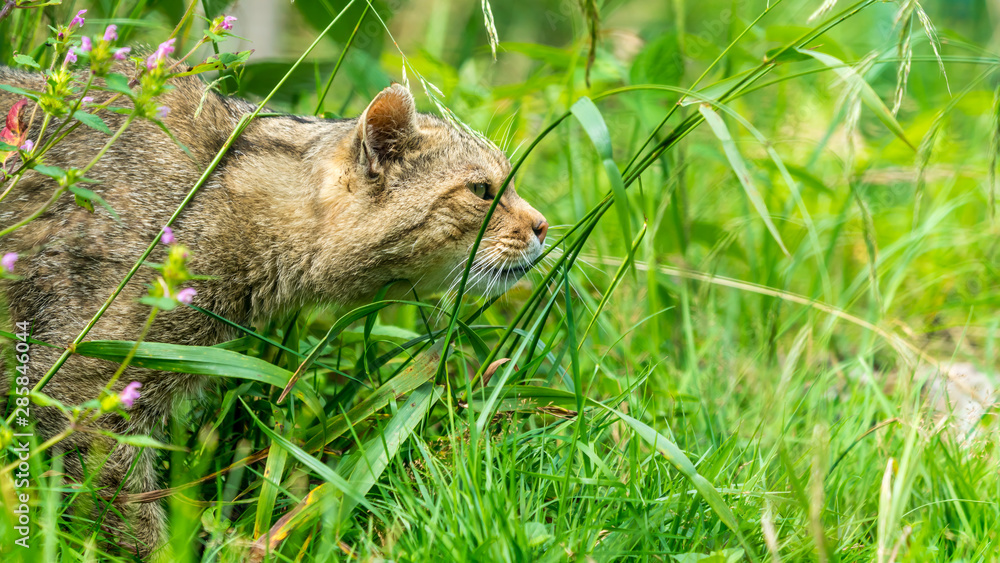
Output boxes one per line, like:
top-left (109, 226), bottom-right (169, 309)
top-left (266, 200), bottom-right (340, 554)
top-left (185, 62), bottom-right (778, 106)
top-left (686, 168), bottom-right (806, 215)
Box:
top-left (533, 219), bottom-right (549, 245)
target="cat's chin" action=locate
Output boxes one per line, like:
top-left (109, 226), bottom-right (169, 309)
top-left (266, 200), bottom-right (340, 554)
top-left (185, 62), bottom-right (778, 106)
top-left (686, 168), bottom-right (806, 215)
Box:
top-left (467, 262), bottom-right (535, 297)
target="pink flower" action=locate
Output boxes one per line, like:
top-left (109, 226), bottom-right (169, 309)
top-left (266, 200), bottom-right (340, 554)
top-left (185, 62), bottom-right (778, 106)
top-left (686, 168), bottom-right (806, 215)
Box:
top-left (81, 96), bottom-right (94, 105)
top-left (19, 139), bottom-right (33, 152)
top-left (103, 25), bottom-right (118, 42)
top-left (64, 49), bottom-right (77, 66)
top-left (80, 36), bottom-right (92, 52)
top-left (155, 106), bottom-right (170, 120)
top-left (176, 287), bottom-right (196, 304)
top-left (114, 47), bottom-right (130, 61)
top-left (160, 226), bottom-right (175, 245)
top-left (69, 9), bottom-right (86, 30)
top-left (157, 38), bottom-right (176, 58)
top-left (146, 37), bottom-right (177, 70)
top-left (209, 14), bottom-right (237, 34)
top-left (1, 252), bottom-right (17, 272)
top-left (120, 381), bottom-right (142, 408)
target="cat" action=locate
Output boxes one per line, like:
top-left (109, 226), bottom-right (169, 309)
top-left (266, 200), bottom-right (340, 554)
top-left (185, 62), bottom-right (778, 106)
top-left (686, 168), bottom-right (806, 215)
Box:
top-left (0, 64), bottom-right (547, 558)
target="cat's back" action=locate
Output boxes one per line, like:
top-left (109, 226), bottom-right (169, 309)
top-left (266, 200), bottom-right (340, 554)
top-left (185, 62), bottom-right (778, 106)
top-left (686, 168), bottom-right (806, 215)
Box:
top-left (0, 65), bottom-right (253, 330)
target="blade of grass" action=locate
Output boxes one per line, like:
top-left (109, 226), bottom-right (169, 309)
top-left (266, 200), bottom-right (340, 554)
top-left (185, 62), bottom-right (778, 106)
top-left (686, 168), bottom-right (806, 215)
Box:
top-left (698, 104), bottom-right (790, 258)
top-left (571, 97), bottom-right (635, 262)
top-left (253, 419), bottom-right (290, 539)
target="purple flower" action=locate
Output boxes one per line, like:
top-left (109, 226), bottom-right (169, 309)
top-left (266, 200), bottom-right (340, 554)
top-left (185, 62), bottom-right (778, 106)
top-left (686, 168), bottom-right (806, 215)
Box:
top-left (19, 139), bottom-right (33, 152)
top-left (120, 381), bottom-right (142, 408)
top-left (155, 106), bottom-right (170, 120)
top-left (80, 36), bottom-right (92, 52)
top-left (176, 287), bottom-right (196, 304)
top-left (81, 96), bottom-right (94, 105)
top-left (103, 25), bottom-right (118, 42)
top-left (64, 49), bottom-right (77, 66)
top-left (69, 9), bottom-right (86, 30)
top-left (222, 15), bottom-right (237, 31)
top-left (1, 252), bottom-right (17, 273)
top-left (114, 47), bottom-right (131, 61)
top-left (160, 226), bottom-right (175, 245)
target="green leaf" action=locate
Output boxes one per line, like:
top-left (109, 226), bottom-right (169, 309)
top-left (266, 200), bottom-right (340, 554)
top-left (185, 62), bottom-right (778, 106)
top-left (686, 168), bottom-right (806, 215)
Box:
top-left (253, 383), bottom-right (440, 556)
top-left (254, 420), bottom-right (290, 538)
top-left (73, 340), bottom-right (322, 410)
top-left (28, 391), bottom-right (67, 411)
top-left (338, 383), bottom-right (442, 519)
top-left (0, 84), bottom-right (40, 99)
top-left (293, 0), bottom-right (387, 54)
top-left (582, 221), bottom-right (646, 341)
top-left (796, 48), bottom-right (916, 151)
top-left (13, 54), bottom-right (40, 69)
top-left (0, 330), bottom-right (57, 348)
top-left (103, 73), bottom-right (133, 96)
top-left (73, 192), bottom-right (95, 213)
top-left (763, 46), bottom-right (813, 63)
top-left (68, 186), bottom-right (120, 221)
top-left (174, 50), bottom-right (254, 78)
top-left (697, 104), bottom-right (790, 257)
top-left (570, 97), bottom-right (634, 264)
top-left (100, 432), bottom-right (187, 451)
top-left (31, 164), bottom-right (65, 180)
top-left (73, 110), bottom-right (112, 135)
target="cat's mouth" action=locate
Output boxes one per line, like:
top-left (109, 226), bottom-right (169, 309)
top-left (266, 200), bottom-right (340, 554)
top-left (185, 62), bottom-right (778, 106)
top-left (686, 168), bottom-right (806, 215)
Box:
top-left (476, 257), bottom-right (539, 295)
top-left (492, 263), bottom-right (531, 277)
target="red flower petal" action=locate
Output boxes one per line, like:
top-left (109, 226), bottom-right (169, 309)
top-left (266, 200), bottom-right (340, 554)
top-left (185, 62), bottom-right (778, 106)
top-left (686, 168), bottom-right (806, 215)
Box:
top-left (0, 99), bottom-right (29, 170)
top-left (4, 99), bottom-right (27, 136)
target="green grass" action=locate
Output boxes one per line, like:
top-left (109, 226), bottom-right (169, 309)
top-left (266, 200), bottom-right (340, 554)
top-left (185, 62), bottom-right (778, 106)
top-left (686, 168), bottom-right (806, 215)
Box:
top-left (2, 0), bottom-right (1000, 561)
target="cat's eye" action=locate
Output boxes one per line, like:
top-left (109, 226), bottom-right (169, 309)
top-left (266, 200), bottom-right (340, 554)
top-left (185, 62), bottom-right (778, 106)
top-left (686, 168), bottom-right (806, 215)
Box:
top-left (468, 182), bottom-right (492, 200)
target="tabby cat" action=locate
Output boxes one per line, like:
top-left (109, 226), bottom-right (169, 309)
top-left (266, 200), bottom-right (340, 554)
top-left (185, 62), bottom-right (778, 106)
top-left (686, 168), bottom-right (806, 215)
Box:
top-left (0, 64), bottom-right (547, 558)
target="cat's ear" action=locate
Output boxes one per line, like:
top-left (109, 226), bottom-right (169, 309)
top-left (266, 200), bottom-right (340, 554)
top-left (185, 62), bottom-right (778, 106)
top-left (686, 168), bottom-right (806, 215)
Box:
top-left (357, 83), bottom-right (418, 175)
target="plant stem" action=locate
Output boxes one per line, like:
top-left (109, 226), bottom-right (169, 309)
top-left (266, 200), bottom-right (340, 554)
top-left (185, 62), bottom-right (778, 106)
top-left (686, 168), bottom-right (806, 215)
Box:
top-left (314, 3), bottom-right (370, 116)
top-left (104, 307), bottom-right (158, 391)
top-left (0, 0), bottom-right (16, 24)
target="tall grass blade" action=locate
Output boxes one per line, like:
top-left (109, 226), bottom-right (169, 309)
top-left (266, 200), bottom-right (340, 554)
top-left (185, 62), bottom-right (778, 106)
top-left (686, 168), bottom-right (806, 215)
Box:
top-left (338, 382), bottom-right (442, 519)
top-left (570, 97), bottom-right (634, 260)
top-left (73, 340), bottom-right (323, 410)
top-left (253, 422), bottom-right (290, 539)
top-left (698, 104), bottom-right (790, 258)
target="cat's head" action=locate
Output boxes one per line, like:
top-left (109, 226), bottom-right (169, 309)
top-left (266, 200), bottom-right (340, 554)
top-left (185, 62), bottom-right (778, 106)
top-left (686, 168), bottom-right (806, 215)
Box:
top-left (334, 84), bottom-right (548, 299)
